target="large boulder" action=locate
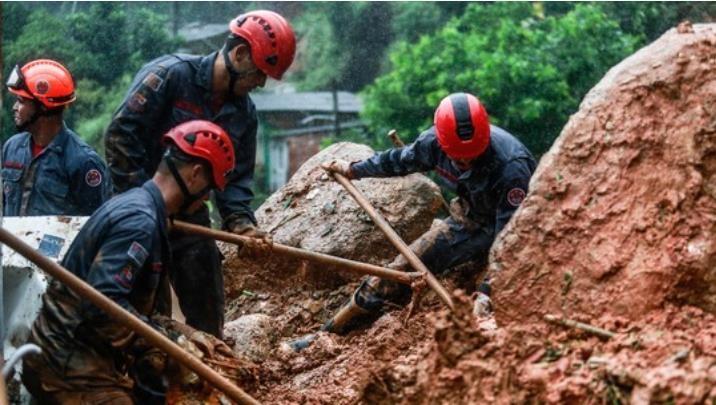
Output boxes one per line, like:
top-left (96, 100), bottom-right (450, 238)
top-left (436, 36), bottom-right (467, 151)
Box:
top-left (489, 23), bottom-right (716, 325)
top-left (222, 142), bottom-right (444, 296)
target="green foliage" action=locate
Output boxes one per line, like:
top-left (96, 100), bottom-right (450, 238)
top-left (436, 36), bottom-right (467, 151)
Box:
top-left (596, 2), bottom-right (716, 43)
top-left (292, 9), bottom-right (345, 90)
top-left (2, 3), bottom-right (180, 149)
top-left (293, 2), bottom-right (466, 92)
top-left (361, 3), bottom-right (640, 156)
top-left (389, 2), bottom-right (446, 43)
top-left (4, 9), bottom-right (83, 66)
top-left (73, 75), bottom-right (133, 157)
top-left (293, 2), bottom-right (394, 92)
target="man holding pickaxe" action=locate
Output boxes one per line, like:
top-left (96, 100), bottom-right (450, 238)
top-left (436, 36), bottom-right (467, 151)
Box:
top-left (289, 92), bottom-right (536, 350)
top-left (22, 121), bottom-right (240, 403)
top-left (104, 10), bottom-right (296, 339)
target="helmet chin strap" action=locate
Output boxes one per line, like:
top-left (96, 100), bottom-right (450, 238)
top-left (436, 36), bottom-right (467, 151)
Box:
top-left (222, 46), bottom-right (253, 96)
top-left (164, 154), bottom-right (210, 213)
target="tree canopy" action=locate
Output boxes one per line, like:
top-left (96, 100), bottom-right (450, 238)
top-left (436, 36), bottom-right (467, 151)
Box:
top-left (2, 3), bottom-right (179, 146)
top-left (361, 3), bottom-right (641, 156)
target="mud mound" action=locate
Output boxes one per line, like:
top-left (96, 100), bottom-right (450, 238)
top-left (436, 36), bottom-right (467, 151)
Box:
top-left (216, 23), bottom-right (716, 405)
top-left (489, 23), bottom-right (716, 325)
top-left (407, 295), bottom-right (716, 404)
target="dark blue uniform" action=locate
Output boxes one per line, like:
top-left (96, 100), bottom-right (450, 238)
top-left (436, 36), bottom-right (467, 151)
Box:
top-left (350, 125), bottom-right (536, 309)
top-left (104, 52), bottom-right (258, 337)
top-left (2, 124), bottom-right (111, 216)
top-left (23, 181), bottom-right (170, 399)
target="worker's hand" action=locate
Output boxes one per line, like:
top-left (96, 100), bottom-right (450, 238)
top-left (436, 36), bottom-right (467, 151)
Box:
top-left (229, 217), bottom-right (273, 257)
top-left (187, 330), bottom-right (235, 359)
top-left (131, 339), bottom-right (169, 391)
top-left (321, 159), bottom-right (354, 179)
top-left (169, 331), bottom-right (234, 386)
top-left (170, 334), bottom-right (204, 387)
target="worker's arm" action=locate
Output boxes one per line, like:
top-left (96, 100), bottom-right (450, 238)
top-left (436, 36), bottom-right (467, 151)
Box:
top-left (104, 63), bottom-right (174, 194)
top-left (80, 217), bottom-right (163, 347)
top-left (492, 158), bottom-right (533, 235)
top-left (350, 128), bottom-right (439, 179)
top-left (71, 153), bottom-right (113, 215)
top-left (216, 112), bottom-right (259, 229)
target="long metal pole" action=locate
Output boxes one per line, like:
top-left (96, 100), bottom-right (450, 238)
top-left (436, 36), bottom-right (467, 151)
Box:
top-left (0, 227), bottom-right (260, 405)
top-left (171, 220), bottom-right (421, 285)
top-left (331, 173), bottom-right (455, 311)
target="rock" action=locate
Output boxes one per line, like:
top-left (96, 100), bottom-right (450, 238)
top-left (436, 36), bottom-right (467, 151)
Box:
top-left (488, 24), bottom-right (716, 325)
top-left (221, 142), bottom-right (444, 295)
top-left (224, 314), bottom-right (276, 363)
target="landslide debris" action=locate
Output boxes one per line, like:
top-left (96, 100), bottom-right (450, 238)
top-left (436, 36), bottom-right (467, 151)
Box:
top-left (205, 23), bottom-right (716, 405)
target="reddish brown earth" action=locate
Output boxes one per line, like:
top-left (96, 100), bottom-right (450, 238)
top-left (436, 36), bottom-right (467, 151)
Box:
top-left (194, 23), bottom-right (716, 404)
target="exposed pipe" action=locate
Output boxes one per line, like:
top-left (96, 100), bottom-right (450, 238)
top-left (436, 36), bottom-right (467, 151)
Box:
top-left (2, 344), bottom-right (41, 379)
top-left (0, 227), bottom-right (260, 405)
top-left (331, 172), bottom-right (455, 311)
top-left (170, 220), bottom-right (421, 285)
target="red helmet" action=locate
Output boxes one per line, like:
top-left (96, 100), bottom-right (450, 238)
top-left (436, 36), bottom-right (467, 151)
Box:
top-left (163, 120), bottom-right (236, 191)
top-left (6, 59), bottom-right (76, 109)
top-left (229, 10), bottom-right (296, 80)
top-left (434, 93), bottom-right (491, 160)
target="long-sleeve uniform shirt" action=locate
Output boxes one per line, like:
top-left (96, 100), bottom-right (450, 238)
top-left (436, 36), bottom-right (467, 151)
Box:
top-left (104, 52), bottom-right (258, 225)
top-left (24, 181), bottom-right (170, 391)
top-left (2, 124), bottom-right (111, 216)
top-left (352, 125), bottom-right (536, 274)
top-left (104, 51), bottom-right (258, 337)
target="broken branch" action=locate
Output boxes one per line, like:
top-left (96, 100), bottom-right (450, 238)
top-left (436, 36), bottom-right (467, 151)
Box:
top-left (544, 314), bottom-right (616, 339)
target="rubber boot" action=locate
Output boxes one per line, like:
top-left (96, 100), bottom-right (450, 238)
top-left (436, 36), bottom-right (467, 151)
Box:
top-left (287, 292), bottom-right (371, 352)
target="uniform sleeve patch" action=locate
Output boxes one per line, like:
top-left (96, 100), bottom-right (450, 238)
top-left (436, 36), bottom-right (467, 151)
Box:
top-left (127, 92), bottom-right (147, 112)
top-left (127, 241), bottom-right (149, 267)
top-left (507, 187), bottom-right (527, 207)
top-left (113, 264), bottom-right (134, 289)
top-left (85, 169), bottom-right (103, 187)
top-left (142, 72), bottom-right (164, 92)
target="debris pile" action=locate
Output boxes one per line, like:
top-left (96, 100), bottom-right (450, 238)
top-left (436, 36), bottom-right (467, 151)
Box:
top-left (212, 23), bottom-right (716, 403)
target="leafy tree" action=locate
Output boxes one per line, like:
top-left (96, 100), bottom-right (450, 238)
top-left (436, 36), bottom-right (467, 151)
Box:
top-left (361, 3), bottom-right (640, 157)
top-left (595, 2), bottom-right (716, 43)
top-left (66, 4), bottom-right (131, 84)
top-left (389, 2), bottom-right (465, 44)
top-left (293, 2), bottom-right (467, 92)
top-left (2, 3), bottom-right (179, 148)
top-left (292, 2), bottom-right (394, 92)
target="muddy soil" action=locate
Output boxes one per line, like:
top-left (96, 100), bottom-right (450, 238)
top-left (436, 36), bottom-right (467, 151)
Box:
top-left (221, 247), bottom-right (716, 404)
top-left (208, 23), bottom-right (716, 405)
top-left (222, 250), bottom-right (483, 404)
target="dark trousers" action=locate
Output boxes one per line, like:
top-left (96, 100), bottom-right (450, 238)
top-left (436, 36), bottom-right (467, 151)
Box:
top-left (355, 216), bottom-right (493, 310)
top-left (169, 206), bottom-right (224, 338)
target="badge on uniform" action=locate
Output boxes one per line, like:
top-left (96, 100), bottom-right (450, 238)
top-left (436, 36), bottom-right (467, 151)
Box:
top-left (85, 169), bottom-right (103, 187)
top-left (507, 187), bottom-right (526, 207)
top-left (142, 72), bottom-right (164, 92)
top-left (127, 241), bottom-right (149, 267)
top-left (127, 92), bottom-right (147, 112)
top-left (113, 264), bottom-right (134, 289)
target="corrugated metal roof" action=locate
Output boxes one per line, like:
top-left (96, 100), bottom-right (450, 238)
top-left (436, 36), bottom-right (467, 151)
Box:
top-left (251, 91), bottom-right (363, 113)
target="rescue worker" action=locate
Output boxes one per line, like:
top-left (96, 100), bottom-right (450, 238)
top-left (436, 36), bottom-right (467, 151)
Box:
top-left (3, 59), bottom-right (111, 216)
top-left (104, 9), bottom-right (296, 338)
top-left (289, 92), bottom-right (537, 350)
top-left (22, 120), bottom-right (236, 404)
